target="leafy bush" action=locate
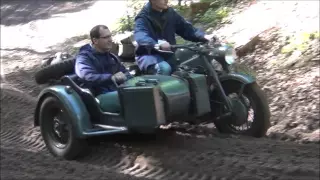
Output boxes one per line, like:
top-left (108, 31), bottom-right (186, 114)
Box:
top-left (173, 4), bottom-right (190, 19)
top-left (115, 0), bottom-right (145, 33)
top-left (200, 0), bottom-right (239, 5)
top-left (194, 7), bottom-right (231, 28)
top-left (117, 15), bottom-right (135, 33)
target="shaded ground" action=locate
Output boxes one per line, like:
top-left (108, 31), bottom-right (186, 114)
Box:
top-left (1, 0), bottom-right (319, 180)
top-left (0, 0), bottom-right (95, 26)
top-left (0, 147), bottom-right (148, 180)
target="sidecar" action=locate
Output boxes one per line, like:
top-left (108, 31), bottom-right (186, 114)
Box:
top-left (34, 69), bottom-right (212, 160)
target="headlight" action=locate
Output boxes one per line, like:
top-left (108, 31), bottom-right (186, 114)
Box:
top-left (224, 47), bottom-right (237, 65)
top-left (215, 44), bottom-right (237, 65)
top-left (209, 44), bottom-right (238, 65)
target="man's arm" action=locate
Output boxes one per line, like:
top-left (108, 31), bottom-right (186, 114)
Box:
top-left (174, 11), bottom-right (208, 42)
top-left (75, 54), bottom-right (113, 84)
top-left (134, 17), bottom-right (158, 55)
top-left (134, 17), bottom-right (158, 47)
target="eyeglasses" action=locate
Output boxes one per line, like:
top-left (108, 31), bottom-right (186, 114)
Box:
top-left (99, 35), bottom-right (111, 39)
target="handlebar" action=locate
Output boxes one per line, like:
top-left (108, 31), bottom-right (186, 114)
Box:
top-left (154, 43), bottom-right (174, 54)
top-left (171, 42), bottom-right (205, 50)
top-left (154, 42), bottom-right (215, 54)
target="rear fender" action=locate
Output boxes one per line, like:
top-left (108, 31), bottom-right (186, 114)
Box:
top-left (34, 85), bottom-right (92, 138)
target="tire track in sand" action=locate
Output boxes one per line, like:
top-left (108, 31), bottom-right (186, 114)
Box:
top-left (0, 147), bottom-right (148, 180)
top-left (0, 84), bottom-right (45, 152)
top-left (73, 133), bottom-right (319, 180)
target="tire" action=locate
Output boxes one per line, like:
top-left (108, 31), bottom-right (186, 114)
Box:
top-left (211, 81), bottom-right (271, 137)
top-left (34, 58), bottom-right (75, 84)
top-left (39, 96), bottom-right (88, 160)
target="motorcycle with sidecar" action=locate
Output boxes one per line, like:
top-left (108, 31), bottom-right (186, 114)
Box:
top-left (34, 40), bottom-right (270, 160)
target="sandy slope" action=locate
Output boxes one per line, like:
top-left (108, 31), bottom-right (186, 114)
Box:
top-left (1, 1), bottom-right (319, 180)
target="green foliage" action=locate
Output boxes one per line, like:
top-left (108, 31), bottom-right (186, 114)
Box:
top-left (281, 31), bottom-right (320, 54)
top-left (115, 0), bottom-right (145, 33)
top-left (194, 7), bottom-right (231, 28)
top-left (116, 15), bottom-right (135, 33)
top-left (266, 30), bottom-right (320, 68)
top-left (172, 4), bottom-right (190, 18)
top-left (200, 0), bottom-right (239, 5)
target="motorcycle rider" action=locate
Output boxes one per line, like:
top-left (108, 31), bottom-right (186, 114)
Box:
top-left (134, 0), bottom-right (215, 75)
top-left (75, 25), bottom-right (132, 112)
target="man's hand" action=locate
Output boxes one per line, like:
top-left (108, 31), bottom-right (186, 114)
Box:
top-left (111, 72), bottom-right (127, 84)
top-left (204, 34), bottom-right (218, 42)
top-left (159, 41), bottom-right (171, 51)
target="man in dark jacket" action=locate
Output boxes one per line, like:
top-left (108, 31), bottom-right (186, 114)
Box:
top-left (75, 25), bottom-right (132, 112)
top-left (134, 0), bottom-right (213, 75)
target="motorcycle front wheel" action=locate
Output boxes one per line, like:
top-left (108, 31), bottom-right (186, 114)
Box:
top-left (210, 81), bottom-right (271, 137)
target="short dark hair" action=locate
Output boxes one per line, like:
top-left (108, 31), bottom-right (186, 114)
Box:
top-left (90, 25), bottom-right (109, 43)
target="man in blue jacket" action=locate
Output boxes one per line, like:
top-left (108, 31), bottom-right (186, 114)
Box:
top-left (134, 0), bottom-right (213, 75)
top-left (75, 25), bottom-right (132, 112)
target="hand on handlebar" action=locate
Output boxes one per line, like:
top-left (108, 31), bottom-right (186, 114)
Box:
top-left (111, 72), bottom-right (127, 84)
top-left (159, 41), bottom-right (171, 51)
top-left (204, 34), bottom-right (219, 43)
top-left (154, 41), bottom-right (174, 54)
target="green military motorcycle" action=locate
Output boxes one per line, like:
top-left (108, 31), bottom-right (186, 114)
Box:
top-left (127, 40), bottom-right (271, 136)
top-left (33, 40), bottom-right (270, 160)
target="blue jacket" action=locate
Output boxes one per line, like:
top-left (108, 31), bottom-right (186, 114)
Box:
top-left (134, 2), bottom-right (208, 69)
top-left (75, 44), bottom-right (131, 95)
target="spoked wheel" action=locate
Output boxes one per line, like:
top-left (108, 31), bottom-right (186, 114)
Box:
top-left (51, 111), bottom-right (69, 148)
top-left (211, 81), bottom-right (271, 137)
top-left (39, 96), bottom-right (88, 160)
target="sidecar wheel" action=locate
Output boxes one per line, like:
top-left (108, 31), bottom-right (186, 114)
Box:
top-left (211, 82), bottom-right (271, 137)
top-left (39, 96), bottom-right (88, 160)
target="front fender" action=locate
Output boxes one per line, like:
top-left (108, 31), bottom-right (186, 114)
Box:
top-left (219, 72), bottom-right (256, 84)
top-left (34, 85), bottom-right (92, 138)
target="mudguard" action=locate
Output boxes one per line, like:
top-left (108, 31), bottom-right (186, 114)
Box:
top-left (219, 72), bottom-right (256, 84)
top-left (34, 85), bottom-right (91, 138)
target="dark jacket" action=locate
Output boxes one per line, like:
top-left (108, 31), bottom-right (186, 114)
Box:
top-left (134, 2), bottom-right (208, 56)
top-left (75, 44), bottom-right (131, 95)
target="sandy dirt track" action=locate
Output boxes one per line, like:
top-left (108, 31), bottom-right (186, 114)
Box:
top-left (1, 1), bottom-right (319, 180)
top-left (1, 85), bottom-right (319, 180)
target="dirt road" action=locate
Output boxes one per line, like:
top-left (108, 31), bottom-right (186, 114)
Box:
top-left (0, 1), bottom-right (319, 180)
top-left (1, 82), bottom-right (320, 179)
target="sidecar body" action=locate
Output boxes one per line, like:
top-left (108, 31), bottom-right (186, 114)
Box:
top-left (34, 70), bottom-right (212, 159)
